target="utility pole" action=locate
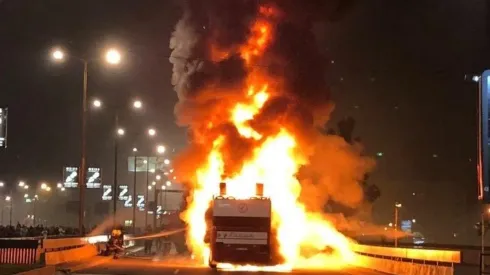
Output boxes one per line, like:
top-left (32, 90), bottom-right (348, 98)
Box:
top-left (79, 60), bottom-right (88, 236)
top-left (113, 113), bottom-right (119, 226)
top-left (132, 156), bottom-right (137, 234)
top-left (394, 203), bottom-right (402, 248)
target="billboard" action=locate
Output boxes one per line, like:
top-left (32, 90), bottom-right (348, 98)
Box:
top-left (86, 167), bottom-right (102, 188)
top-left (0, 107), bottom-right (7, 148)
top-left (479, 70), bottom-right (490, 202)
top-left (137, 195), bottom-right (145, 211)
top-left (62, 167), bottom-right (102, 188)
top-left (127, 156), bottom-right (171, 172)
top-left (101, 185), bottom-right (112, 201)
top-left (118, 185), bottom-right (129, 201)
top-left (401, 220), bottom-right (412, 233)
top-left (63, 167), bottom-right (78, 188)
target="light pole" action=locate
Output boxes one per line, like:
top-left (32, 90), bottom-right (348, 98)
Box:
top-left (394, 202), bottom-right (402, 247)
top-left (5, 195), bottom-right (12, 226)
top-left (51, 47), bottom-right (122, 235)
top-left (92, 99), bottom-right (143, 225)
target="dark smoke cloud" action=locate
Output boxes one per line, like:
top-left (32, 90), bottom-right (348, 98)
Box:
top-left (169, 0), bottom-right (367, 209)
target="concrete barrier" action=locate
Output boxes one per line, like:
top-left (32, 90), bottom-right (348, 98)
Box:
top-left (16, 266), bottom-right (55, 275)
top-left (351, 243), bottom-right (460, 275)
top-left (45, 244), bottom-right (98, 265)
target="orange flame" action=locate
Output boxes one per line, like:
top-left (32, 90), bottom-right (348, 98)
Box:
top-left (181, 6), bottom-right (355, 271)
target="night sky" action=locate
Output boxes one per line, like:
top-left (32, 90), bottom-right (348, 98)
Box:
top-left (0, 0), bottom-right (488, 243)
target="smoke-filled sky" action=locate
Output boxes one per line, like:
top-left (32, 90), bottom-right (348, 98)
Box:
top-left (0, 0), bottom-right (488, 243)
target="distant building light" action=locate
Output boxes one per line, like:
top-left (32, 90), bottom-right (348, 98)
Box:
top-left (376, 152), bottom-right (383, 157)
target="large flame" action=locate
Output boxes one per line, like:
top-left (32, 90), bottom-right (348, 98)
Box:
top-left (180, 6), bottom-right (355, 271)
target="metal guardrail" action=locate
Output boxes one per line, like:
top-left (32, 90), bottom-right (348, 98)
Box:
top-left (352, 243), bottom-right (461, 264)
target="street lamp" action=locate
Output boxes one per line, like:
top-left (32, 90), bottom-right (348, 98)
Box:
top-left (394, 202), bottom-right (402, 247)
top-left (0, 182), bottom-right (3, 187)
top-left (5, 196), bottom-right (12, 226)
top-left (50, 46), bottom-right (124, 235)
top-left (52, 49), bottom-right (64, 61)
top-left (156, 175), bottom-right (161, 181)
top-left (148, 128), bottom-right (156, 137)
top-left (18, 181), bottom-right (25, 187)
top-left (164, 159), bottom-right (170, 165)
top-left (133, 147), bottom-right (138, 152)
top-left (133, 100), bottom-right (143, 109)
top-left (157, 145), bottom-right (165, 154)
top-left (41, 183), bottom-right (47, 190)
top-left (92, 99), bottom-right (102, 108)
top-left (105, 49), bottom-right (122, 65)
top-left (24, 185), bottom-right (29, 190)
top-left (117, 128), bottom-right (125, 136)
top-left (166, 180), bottom-right (171, 187)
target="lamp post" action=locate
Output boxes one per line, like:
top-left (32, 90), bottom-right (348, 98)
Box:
top-left (5, 195), bottom-right (12, 226)
top-left (394, 202), bottom-right (402, 247)
top-left (92, 98), bottom-right (143, 225)
top-left (51, 47), bottom-right (122, 235)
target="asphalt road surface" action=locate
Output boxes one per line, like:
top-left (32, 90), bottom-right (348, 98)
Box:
top-left (66, 256), bottom-right (384, 275)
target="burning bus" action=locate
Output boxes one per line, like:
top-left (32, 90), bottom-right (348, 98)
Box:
top-left (205, 182), bottom-right (283, 268)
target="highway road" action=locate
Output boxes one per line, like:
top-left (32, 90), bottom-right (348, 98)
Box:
top-left (66, 256), bottom-right (384, 275)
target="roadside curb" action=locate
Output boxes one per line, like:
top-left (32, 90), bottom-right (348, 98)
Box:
top-left (16, 265), bottom-right (55, 275)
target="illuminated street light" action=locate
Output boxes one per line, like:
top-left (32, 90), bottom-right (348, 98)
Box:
top-left (61, 187), bottom-right (66, 192)
top-left (34, 195), bottom-right (38, 199)
top-left (148, 185), bottom-right (152, 190)
top-left (161, 186), bottom-right (166, 190)
top-left (157, 145), bottom-right (165, 154)
top-left (52, 49), bottom-right (64, 61)
top-left (395, 203), bottom-right (402, 208)
top-left (164, 159), bottom-right (170, 165)
top-left (133, 100), bottom-right (142, 109)
top-left (388, 222), bottom-right (393, 227)
top-left (133, 147), bottom-right (138, 152)
top-left (41, 183), bottom-right (47, 190)
top-left (152, 181), bottom-right (156, 186)
top-left (18, 181), bottom-right (25, 187)
top-left (156, 175), bottom-right (161, 181)
top-left (24, 185), bottom-right (29, 190)
top-left (412, 219), bottom-right (417, 223)
top-left (105, 49), bottom-right (121, 65)
top-left (148, 128), bottom-right (156, 137)
top-left (93, 99), bottom-right (102, 108)
top-left (117, 128), bottom-right (125, 136)
top-left (46, 186), bottom-right (51, 192)
top-left (24, 194), bottom-right (28, 198)
top-left (0, 182), bottom-right (3, 187)
top-left (57, 183), bottom-right (63, 188)
top-left (5, 196), bottom-right (11, 201)
top-left (143, 159), bottom-right (148, 164)
top-left (166, 180), bottom-right (171, 187)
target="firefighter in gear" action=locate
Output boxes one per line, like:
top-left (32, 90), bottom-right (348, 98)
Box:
top-left (106, 226), bottom-right (124, 258)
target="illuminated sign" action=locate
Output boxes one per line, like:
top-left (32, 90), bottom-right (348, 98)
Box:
top-left (102, 185), bottom-right (112, 201)
top-left (124, 196), bottom-right (132, 208)
top-left (128, 156), bottom-right (171, 172)
top-left (86, 167), bottom-right (102, 188)
top-left (63, 167), bottom-right (78, 188)
top-left (0, 107), bottom-right (8, 148)
top-left (62, 167), bottom-right (102, 188)
top-left (137, 195), bottom-right (145, 211)
top-left (479, 70), bottom-right (490, 202)
top-left (118, 185), bottom-right (129, 201)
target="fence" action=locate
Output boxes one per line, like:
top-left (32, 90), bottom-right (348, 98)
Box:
top-left (0, 239), bottom-right (40, 264)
